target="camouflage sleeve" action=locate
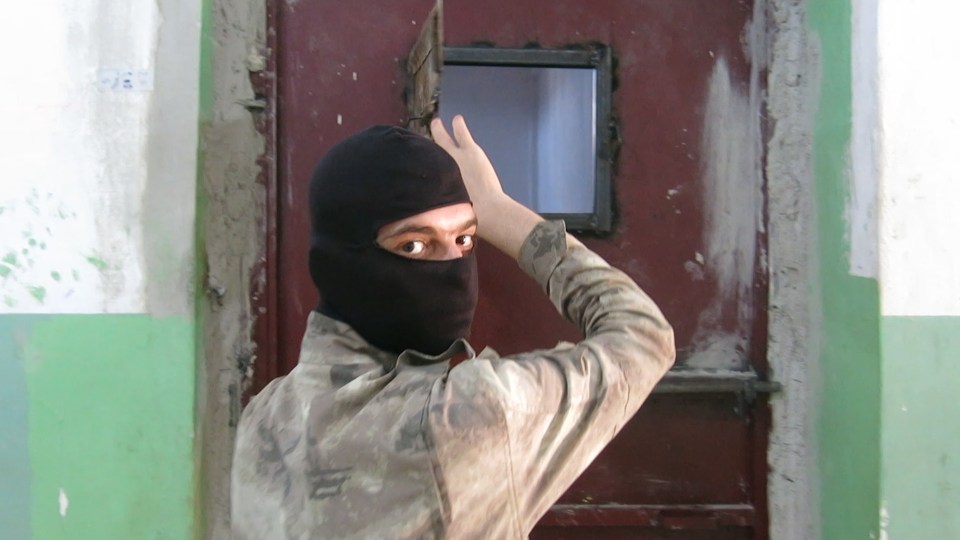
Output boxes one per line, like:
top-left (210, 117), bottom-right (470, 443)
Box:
top-left (500, 219), bottom-right (675, 529)
top-left (426, 221), bottom-right (674, 535)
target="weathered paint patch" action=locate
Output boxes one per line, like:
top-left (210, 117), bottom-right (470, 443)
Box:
top-left (0, 317), bottom-right (34, 539)
top-left (85, 256), bottom-right (108, 271)
top-left (27, 286), bottom-right (46, 303)
top-left (688, 55), bottom-right (762, 369)
top-left (880, 503), bottom-right (889, 540)
top-left (58, 489), bottom-right (69, 518)
top-left (23, 315), bottom-right (196, 539)
top-left (880, 316), bottom-right (960, 539)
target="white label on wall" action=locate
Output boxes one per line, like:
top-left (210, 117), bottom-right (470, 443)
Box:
top-left (97, 69), bottom-right (154, 91)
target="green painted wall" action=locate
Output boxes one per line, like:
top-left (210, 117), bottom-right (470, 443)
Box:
top-left (807, 1), bottom-right (882, 539)
top-left (0, 317), bottom-right (33, 538)
top-left (880, 316), bottom-right (960, 539)
top-left (0, 315), bottom-right (196, 539)
top-left (192, 0), bottom-right (214, 536)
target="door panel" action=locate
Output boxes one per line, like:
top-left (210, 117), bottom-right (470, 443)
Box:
top-left (265, 1), bottom-right (769, 537)
top-left (442, 1), bottom-right (761, 370)
top-left (557, 395), bottom-right (756, 505)
top-left (531, 528), bottom-right (752, 540)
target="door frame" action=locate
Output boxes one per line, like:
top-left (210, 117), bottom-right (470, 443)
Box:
top-left (236, 1), bottom-right (821, 537)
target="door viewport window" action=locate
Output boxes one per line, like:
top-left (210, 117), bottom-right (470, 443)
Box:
top-left (439, 46), bottom-right (614, 233)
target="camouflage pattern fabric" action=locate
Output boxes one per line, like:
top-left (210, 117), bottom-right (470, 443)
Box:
top-left (232, 220), bottom-right (676, 539)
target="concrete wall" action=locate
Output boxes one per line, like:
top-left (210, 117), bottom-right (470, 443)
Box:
top-left (195, 0), bottom-right (266, 536)
top-left (765, 1), bottom-right (820, 537)
top-left (0, 0), bottom-right (202, 538)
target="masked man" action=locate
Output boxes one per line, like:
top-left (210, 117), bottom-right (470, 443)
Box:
top-left (231, 116), bottom-right (675, 539)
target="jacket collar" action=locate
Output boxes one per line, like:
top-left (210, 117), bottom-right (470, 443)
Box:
top-left (300, 311), bottom-right (476, 371)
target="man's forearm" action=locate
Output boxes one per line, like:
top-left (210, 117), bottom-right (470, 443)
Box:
top-left (474, 196), bottom-right (543, 260)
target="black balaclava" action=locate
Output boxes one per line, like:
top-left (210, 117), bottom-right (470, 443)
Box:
top-left (308, 125), bottom-right (478, 356)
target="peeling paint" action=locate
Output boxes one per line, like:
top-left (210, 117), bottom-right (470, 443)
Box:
top-left (700, 57), bottom-right (760, 314)
top-left (85, 256), bottom-right (108, 271)
top-left (683, 260), bottom-right (705, 282)
top-left (879, 503), bottom-right (889, 540)
top-left (58, 488), bottom-right (69, 517)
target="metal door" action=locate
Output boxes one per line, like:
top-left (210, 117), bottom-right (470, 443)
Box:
top-left (253, 1), bottom-right (772, 537)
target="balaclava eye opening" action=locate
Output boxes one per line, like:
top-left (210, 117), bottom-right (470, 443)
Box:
top-left (308, 125), bottom-right (478, 356)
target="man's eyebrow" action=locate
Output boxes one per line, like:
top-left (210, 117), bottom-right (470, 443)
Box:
top-left (381, 217), bottom-right (478, 240)
top-left (458, 216), bottom-right (479, 231)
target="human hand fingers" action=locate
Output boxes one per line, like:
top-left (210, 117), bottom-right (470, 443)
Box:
top-left (450, 115), bottom-right (476, 147)
top-left (430, 117), bottom-right (457, 152)
top-left (429, 115), bottom-right (508, 223)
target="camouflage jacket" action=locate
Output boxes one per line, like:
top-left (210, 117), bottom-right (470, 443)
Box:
top-left (231, 221), bottom-right (675, 539)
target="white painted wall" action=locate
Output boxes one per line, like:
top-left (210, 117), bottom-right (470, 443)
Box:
top-left (877, 1), bottom-right (960, 316)
top-left (0, 0), bottom-right (200, 315)
top-left (850, 0), bottom-right (880, 279)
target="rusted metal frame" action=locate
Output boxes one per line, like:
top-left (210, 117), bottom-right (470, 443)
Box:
top-left (751, 394), bottom-right (772, 540)
top-left (540, 503), bottom-right (756, 528)
top-left (750, 16), bottom-right (773, 536)
top-left (444, 47), bottom-right (599, 67)
top-left (654, 370), bottom-right (782, 395)
top-left (592, 45), bottom-right (613, 233)
top-left (248, 0), bottom-right (280, 399)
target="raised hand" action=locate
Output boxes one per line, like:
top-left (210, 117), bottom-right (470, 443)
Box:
top-left (431, 115), bottom-right (544, 259)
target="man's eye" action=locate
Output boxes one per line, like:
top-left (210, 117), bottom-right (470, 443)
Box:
top-left (456, 235), bottom-right (474, 249)
top-left (400, 240), bottom-right (426, 255)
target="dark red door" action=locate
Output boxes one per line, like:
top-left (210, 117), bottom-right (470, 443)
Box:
top-left (255, 1), bottom-right (770, 538)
